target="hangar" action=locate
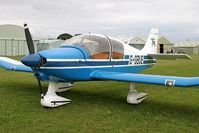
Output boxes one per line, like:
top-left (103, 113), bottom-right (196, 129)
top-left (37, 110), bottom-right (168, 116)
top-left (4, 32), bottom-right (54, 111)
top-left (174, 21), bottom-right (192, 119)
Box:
top-left (0, 24), bottom-right (64, 56)
top-left (173, 41), bottom-right (199, 55)
top-left (123, 36), bottom-right (173, 53)
top-left (0, 24), bottom-right (31, 56)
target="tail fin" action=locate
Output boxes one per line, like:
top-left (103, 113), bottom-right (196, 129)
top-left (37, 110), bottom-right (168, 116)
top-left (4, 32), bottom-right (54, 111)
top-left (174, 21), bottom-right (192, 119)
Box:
top-left (141, 28), bottom-right (159, 54)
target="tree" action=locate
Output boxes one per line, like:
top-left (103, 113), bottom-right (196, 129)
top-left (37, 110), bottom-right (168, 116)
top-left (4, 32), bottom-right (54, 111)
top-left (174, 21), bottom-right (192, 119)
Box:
top-left (57, 33), bottom-right (73, 40)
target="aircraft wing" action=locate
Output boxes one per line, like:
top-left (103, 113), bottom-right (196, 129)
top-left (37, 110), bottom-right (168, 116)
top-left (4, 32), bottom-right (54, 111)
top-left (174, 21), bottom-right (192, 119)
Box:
top-left (0, 57), bottom-right (32, 72)
top-left (90, 71), bottom-right (199, 87)
top-left (148, 54), bottom-right (192, 60)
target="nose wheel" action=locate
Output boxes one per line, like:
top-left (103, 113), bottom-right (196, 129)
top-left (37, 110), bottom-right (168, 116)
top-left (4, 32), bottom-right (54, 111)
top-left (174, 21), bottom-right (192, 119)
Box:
top-left (40, 82), bottom-right (72, 108)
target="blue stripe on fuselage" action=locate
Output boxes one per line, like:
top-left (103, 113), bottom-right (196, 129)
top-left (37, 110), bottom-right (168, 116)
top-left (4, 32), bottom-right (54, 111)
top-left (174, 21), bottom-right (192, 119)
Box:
top-left (44, 60), bottom-right (129, 67)
top-left (43, 58), bottom-right (156, 67)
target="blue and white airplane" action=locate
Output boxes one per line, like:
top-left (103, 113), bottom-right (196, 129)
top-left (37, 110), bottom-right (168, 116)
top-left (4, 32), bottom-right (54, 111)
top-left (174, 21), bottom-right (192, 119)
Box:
top-left (0, 24), bottom-right (198, 108)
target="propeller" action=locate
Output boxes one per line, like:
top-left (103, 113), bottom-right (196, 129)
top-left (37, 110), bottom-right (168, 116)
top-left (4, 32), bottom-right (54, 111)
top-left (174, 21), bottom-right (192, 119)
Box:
top-left (23, 23), bottom-right (44, 99)
top-left (24, 24), bottom-right (35, 54)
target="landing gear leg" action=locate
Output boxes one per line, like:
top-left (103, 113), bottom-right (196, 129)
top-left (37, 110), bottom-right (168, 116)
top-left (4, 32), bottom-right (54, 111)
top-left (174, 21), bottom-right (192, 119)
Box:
top-left (40, 82), bottom-right (71, 108)
top-left (127, 82), bottom-right (148, 104)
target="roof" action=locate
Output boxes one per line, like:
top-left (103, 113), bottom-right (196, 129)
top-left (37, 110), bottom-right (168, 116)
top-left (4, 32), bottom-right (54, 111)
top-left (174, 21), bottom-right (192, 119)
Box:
top-left (0, 24), bottom-right (25, 39)
top-left (158, 36), bottom-right (172, 44)
top-left (174, 41), bottom-right (199, 47)
top-left (129, 37), bottom-right (146, 45)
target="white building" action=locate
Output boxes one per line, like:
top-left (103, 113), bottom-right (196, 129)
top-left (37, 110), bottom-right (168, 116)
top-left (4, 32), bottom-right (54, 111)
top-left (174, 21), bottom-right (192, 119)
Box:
top-left (173, 41), bottom-right (199, 55)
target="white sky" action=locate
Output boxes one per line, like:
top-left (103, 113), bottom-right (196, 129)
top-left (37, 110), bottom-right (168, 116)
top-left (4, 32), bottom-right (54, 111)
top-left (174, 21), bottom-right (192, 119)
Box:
top-left (0, 0), bottom-right (199, 42)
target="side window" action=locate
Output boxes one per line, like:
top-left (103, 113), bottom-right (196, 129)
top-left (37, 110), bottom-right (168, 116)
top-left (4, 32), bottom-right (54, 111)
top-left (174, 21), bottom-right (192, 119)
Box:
top-left (81, 35), bottom-right (110, 59)
top-left (111, 39), bottom-right (124, 59)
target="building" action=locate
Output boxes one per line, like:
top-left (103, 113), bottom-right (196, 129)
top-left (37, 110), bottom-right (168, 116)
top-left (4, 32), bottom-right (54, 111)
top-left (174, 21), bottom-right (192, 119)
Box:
top-left (0, 24), bottom-right (30, 56)
top-left (0, 24), bottom-right (64, 56)
top-left (123, 36), bottom-right (173, 53)
top-left (123, 37), bottom-right (146, 50)
top-left (173, 41), bottom-right (199, 55)
top-left (36, 39), bottom-right (64, 52)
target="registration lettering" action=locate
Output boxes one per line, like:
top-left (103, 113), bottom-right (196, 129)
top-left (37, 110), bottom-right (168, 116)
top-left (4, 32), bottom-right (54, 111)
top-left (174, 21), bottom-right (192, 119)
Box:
top-left (129, 55), bottom-right (144, 65)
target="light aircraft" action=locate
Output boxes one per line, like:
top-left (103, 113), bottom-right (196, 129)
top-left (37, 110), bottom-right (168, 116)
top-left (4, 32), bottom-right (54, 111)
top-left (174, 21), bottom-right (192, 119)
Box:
top-left (0, 24), bottom-right (198, 108)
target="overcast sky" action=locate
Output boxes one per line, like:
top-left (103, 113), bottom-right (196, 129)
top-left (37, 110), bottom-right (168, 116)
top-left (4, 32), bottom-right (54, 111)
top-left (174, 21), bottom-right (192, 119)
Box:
top-left (0, 0), bottom-right (199, 42)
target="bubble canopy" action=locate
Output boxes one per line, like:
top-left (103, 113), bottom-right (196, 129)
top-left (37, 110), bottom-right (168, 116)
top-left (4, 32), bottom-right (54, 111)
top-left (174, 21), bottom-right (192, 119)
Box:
top-left (61, 34), bottom-right (124, 59)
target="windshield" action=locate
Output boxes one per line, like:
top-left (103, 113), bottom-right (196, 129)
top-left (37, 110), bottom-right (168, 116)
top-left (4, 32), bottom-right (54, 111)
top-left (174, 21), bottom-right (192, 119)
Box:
top-left (61, 34), bottom-right (111, 59)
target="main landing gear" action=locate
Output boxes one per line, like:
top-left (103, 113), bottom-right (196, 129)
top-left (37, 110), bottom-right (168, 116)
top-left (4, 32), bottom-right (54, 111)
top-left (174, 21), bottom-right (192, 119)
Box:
top-left (127, 82), bottom-right (148, 104)
top-left (40, 82), bottom-right (147, 108)
top-left (40, 82), bottom-right (74, 108)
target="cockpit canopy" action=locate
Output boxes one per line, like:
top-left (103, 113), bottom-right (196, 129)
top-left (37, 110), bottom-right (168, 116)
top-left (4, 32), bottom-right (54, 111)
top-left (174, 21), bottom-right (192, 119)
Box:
top-left (61, 34), bottom-right (124, 60)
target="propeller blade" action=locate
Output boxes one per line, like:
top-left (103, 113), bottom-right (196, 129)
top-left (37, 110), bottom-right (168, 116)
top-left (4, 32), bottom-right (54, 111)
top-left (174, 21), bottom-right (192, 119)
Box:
top-left (24, 23), bottom-right (35, 54)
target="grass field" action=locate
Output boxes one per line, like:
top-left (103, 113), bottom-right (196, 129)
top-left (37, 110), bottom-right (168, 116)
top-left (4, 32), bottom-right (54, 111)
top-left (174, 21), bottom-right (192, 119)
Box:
top-left (0, 56), bottom-right (199, 133)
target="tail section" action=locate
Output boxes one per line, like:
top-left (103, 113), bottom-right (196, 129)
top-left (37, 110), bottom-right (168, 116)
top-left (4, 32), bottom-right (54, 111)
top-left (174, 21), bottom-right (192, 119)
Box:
top-left (141, 28), bottom-right (159, 54)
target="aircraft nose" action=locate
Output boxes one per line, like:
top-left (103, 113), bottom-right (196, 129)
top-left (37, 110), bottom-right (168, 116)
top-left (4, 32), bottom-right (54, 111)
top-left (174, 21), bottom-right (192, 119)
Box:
top-left (21, 54), bottom-right (47, 67)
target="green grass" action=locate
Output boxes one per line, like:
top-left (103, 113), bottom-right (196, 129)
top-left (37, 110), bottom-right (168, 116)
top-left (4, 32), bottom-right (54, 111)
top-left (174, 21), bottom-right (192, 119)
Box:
top-left (0, 56), bottom-right (199, 133)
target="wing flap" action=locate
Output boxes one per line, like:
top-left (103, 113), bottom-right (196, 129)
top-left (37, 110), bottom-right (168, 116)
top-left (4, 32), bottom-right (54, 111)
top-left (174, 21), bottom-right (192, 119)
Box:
top-left (0, 57), bottom-right (32, 72)
top-left (90, 71), bottom-right (199, 87)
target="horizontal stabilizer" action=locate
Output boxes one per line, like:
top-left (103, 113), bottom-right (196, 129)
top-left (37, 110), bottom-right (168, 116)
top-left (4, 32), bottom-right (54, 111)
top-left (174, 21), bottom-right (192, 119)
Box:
top-left (148, 54), bottom-right (192, 60)
top-left (0, 57), bottom-right (32, 72)
top-left (90, 71), bottom-right (199, 87)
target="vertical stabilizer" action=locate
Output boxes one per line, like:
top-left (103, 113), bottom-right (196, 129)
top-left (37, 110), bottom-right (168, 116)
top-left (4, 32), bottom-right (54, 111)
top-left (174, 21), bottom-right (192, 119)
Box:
top-left (141, 28), bottom-right (159, 54)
